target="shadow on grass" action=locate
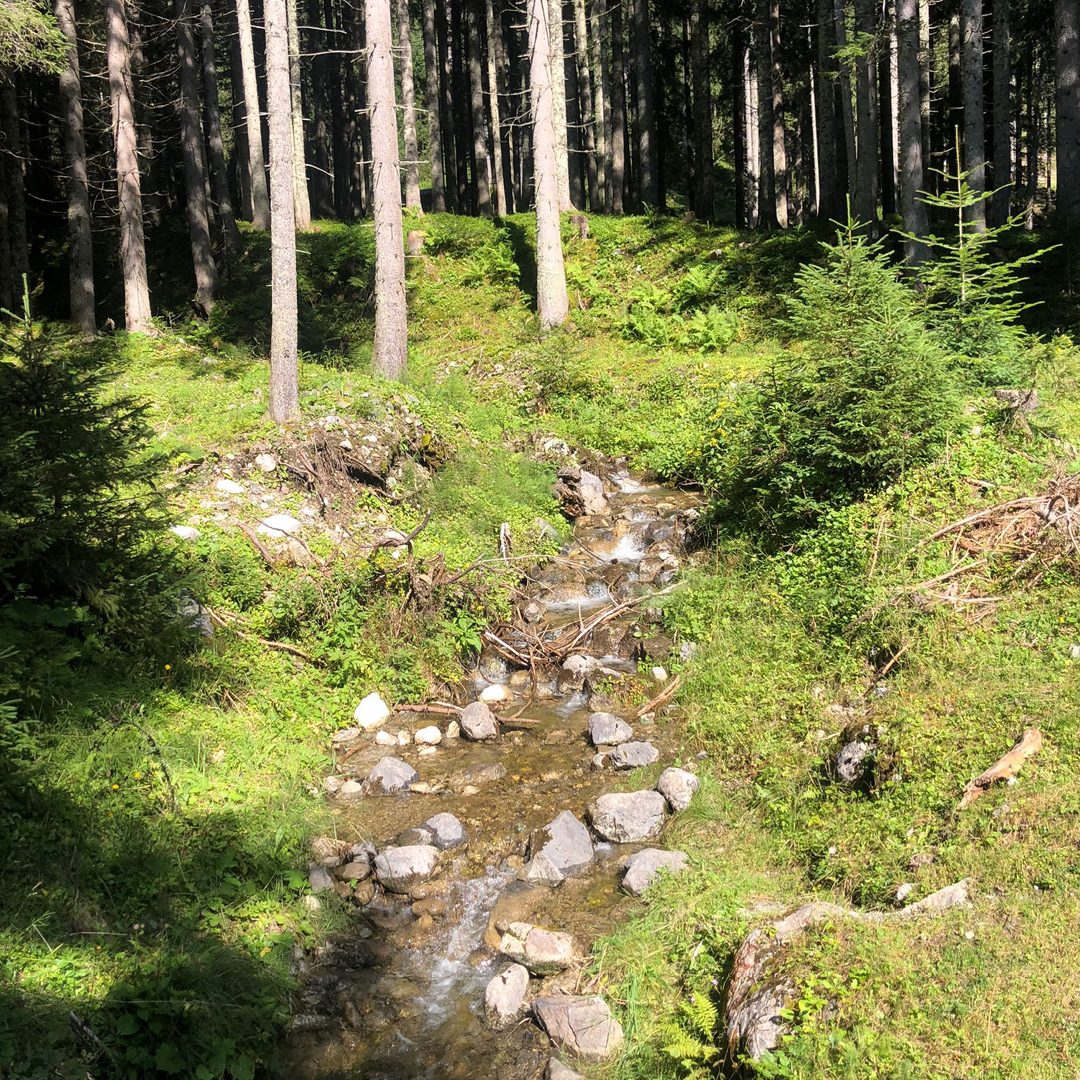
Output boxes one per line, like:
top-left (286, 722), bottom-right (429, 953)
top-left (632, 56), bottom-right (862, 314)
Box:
top-left (501, 217), bottom-right (538, 312)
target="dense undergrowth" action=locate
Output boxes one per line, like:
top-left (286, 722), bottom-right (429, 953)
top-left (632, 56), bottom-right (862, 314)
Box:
top-left (3, 206), bottom-right (1080, 1079)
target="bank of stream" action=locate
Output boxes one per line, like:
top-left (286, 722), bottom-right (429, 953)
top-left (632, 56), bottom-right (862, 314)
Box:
top-left (284, 460), bottom-right (705, 1079)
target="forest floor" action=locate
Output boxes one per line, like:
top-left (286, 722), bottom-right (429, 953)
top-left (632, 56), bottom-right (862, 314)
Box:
top-left (4, 212), bottom-right (1080, 1080)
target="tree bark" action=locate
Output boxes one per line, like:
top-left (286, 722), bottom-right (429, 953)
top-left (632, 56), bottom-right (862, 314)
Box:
top-left (265, 0), bottom-right (300, 420)
top-left (55, 0), bottom-right (96, 336)
top-left (548, 0), bottom-right (572, 209)
top-left (961, 0), bottom-right (986, 229)
top-left (755, 0), bottom-right (776, 228)
top-left (745, 27), bottom-right (759, 225)
top-left (200, 2), bottom-right (243, 253)
top-left (467, 0), bottom-right (493, 213)
top-left (105, 0), bottom-right (153, 332)
top-left (1055, 0), bottom-right (1080, 227)
top-left (127, 1), bottom-right (160, 227)
top-left (565, 9), bottom-right (584, 209)
top-left (368, 0), bottom-right (408, 377)
top-left (990, 0), bottom-right (1010, 224)
top-left (450, 0), bottom-right (471, 209)
top-left (484, 0), bottom-right (507, 213)
top-left (691, 0), bottom-right (713, 219)
top-left (236, 0), bottom-right (271, 227)
top-left (591, 0), bottom-right (609, 208)
top-left (898, 0), bottom-right (928, 261)
top-left (176, 0), bottom-right (219, 314)
top-left (853, 0), bottom-right (879, 228)
top-left (835, 0), bottom-right (857, 198)
top-left (814, 0), bottom-right (840, 217)
top-left (572, 0), bottom-right (599, 209)
top-left (307, 0), bottom-right (333, 217)
top-left (422, 0), bottom-right (448, 210)
top-left (397, 0), bottom-right (423, 209)
top-left (529, 0), bottom-right (569, 329)
top-left (879, 7), bottom-right (897, 217)
top-left (0, 82), bottom-right (28, 295)
top-left (610, 0), bottom-right (626, 212)
top-left (734, 12), bottom-right (747, 225)
top-left (287, 0), bottom-right (311, 227)
top-left (0, 153), bottom-right (10, 311)
top-left (436, 0), bottom-right (460, 209)
top-left (357, 14), bottom-right (374, 212)
top-left (631, 0), bottom-right (657, 207)
top-left (768, 0), bottom-right (788, 225)
top-left (230, 26), bottom-right (253, 218)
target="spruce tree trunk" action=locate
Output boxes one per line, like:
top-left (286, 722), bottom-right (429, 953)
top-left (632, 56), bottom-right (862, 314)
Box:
top-left (529, 0), bottom-right (569, 329)
top-left (265, 0), bottom-right (300, 420)
top-left (768, 0), bottom-right (788, 225)
top-left (1055, 0), bottom-right (1080, 227)
top-left (835, 0), bottom-right (857, 197)
top-left (814, 0), bottom-right (840, 218)
top-left (898, 0), bottom-right (929, 261)
top-left (127, 2), bottom-right (160, 227)
top-left (492, 0), bottom-right (514, 211)
top-left (484, 0), bottom-right (507, 213)
top-left (919, 0), bottom-right (930, 183)
top-left (853, 0), bottom-right (879, 228)
top-left (105, 0), bottom-right (153, 332)
top-left (422, 0), bottom-right (448, 210)
top-left (745, 31), bottom-right (760, 225)
top-left (231, 25), bottom-right (254, 218)
top-left (565, 13), bottom-right (584, 208)
top-left (549, 0), bottom-right (572, 209)
top-left (0, 155), bottom-right (10, 311)
top-left (345, 3), bottom-right (364, 218)
top-left (631, 0), bottom-right (657, 206)
top-left (200, 2), bottom-right (243, 253)
top-left (397, 0), bottom-right (423, 209)
top-left (733, 13), bottom-right (747, 225)
top-left (287, 0), bottom-right (311, 227)
top-left (572, 0), bottom-right (599, 209)
top-left (467, 0), bottom-right (493, 213)
top-left (0, 82), bottom-right (28, 294)
top-left (357, 15), bottom-right (374, 212)
top-left (1026, 45), bottom-right (1040, 227)
top-left (961, 0), bottom-right (986, 230)
top-left (591, 0), bottom-right (609, 207)
top-left (236, 0), bottom-right (271, 227)
top-left (691, 0), bottom-right (713, 219)
top-left (755, 2), bottom-right (777, 228)
top-left (610, 0), bottom-right (626, 212)
top-left (307, 0), bottom-right (333, 217)
top-left (55, 0), bottom-right (96, 336)
top-left (436, 0), bottom-right (460, 209)
top-left (451, 0), bottom-right (471, 209)
top-left (176, 0), bottom-right (219, 314)
top-left (990, 0), bottom-right (1010, 224)
top-left (879, 11), bottom-right (897, 216)
top-left (368, 0), bottom-right (408, 377)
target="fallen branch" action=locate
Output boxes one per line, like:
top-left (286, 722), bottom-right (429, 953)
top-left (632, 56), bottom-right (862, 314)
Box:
top-left (205, 605), bottom-right (321, 664)
top-left (237, 521), bottom-right (276, 567)
top-left (958, 728), bottom-right (1043, 809)
top-left (634, 673), bottom-right (682, 718)
top-left (394, 702), bottom-right (462, 716)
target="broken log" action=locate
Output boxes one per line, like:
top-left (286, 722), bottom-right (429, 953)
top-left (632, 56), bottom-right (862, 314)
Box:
top-left (958, 728), bottom-right (1043, 809)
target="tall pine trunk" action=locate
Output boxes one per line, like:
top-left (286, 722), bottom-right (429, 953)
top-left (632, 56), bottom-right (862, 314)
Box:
top-left (1055, 0), bottom-right (1080, 227)
top-left (265, 0), bottom-right (300, 419)
top-left (898, 0), bottom-right (929, 261)
top-left (0, 83), bottom-right (28, 294)
top-left (835, 0), bottom-right (857, 197)
top-left (287, 0), bottom-right (311, 227)
top-left (176, 0), bottom-right (219, 314)
top-left (691, 0), bottom-right (713, 219)
top-left (307, 0), bottom-right (333, 217)
top-left (734, 12), bottom-right (747, 225)
top-left (549, 0), bottom-right (572, 209)
top-left (632, 0), bottom-right (657, 206)
top-left (879, 9), bottom-right (897, 216)
top-left (529, 0), bottom-right (569, 328)
top-left (990, 0), bottom-right (1010, 224)
top-left (484, 0), bottom-right (507, 213)
top-left (368, 0), bottom-right (408, 377)
top-left (592, 0), bottom-right (610, 208)
top-left (230, 27), bottom-right (253, 218)
top-left (55, 0), bottom-right (96, 336)
top-left (755, 0), bottom-right (777, 228)
top-left (853, 0), bottom-right (879, 228)
top-left (397, 0), bottom-right (423, 209)
top-left (236, 0), bottom-right (271, 227)
top-left (610, 0), bottom-right (626, 211)
top-left (436, 0), bottom-right (460, 209)
top-left (105, 0), bottom-right (153, 331)
top-left (572, 0), bottom-right (599, 209)
top-left (961, 0), bottom-right (986, 229)
top-left (814, 0), bottom-right (840, 217)
top-left (200, 2), bottom-right (243, 253)
top-left (451, 0), bottom-right (471, 209)
top-left (422, 0), bottom-right (448, 210)
top-left (769, 0), bottom-right (789, 225)
top-left (467, 0), bottom-right (492, 213)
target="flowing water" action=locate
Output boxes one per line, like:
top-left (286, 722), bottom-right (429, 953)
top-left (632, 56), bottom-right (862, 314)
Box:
top-left (284, 463), bottom-right (703, 1079)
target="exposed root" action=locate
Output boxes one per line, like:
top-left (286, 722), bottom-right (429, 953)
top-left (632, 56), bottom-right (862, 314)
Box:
top-left (958, 728), bottom-right (1043, 809)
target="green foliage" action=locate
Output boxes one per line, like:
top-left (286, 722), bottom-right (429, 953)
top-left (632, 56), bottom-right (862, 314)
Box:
top-left (696, 214), bottom-right (961, 535)
top-left (0, 0), bottom-right (67, 73)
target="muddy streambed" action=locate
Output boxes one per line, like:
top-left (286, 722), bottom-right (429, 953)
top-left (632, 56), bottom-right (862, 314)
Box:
top-left (284, 466), bottom-right (704, 1079)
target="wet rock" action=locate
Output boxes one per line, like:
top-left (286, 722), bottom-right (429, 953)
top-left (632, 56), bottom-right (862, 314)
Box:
top-left (547, 1060), bottom-right (584, 1080)
top-left (374, 729), bottom-right (397, 746)
top-left (479, 650), bottom-right (509, 681)
top-left (484, 963), bottom-right (530, 1028)
top-left (445, 720), bottom-right (460, 739)
top-left (640, 633), bottom-right (672, 662)
top-left (331, 725), bottom-right (361, 747)
top-left (523, 600), bottom-right (546, 623)
top-left (591, 752), bottom-right (608, 770)
top-left (310, 836), bottom-right (347, 867)
top-left (337, 779), bottom-right (363, 800)
top-left (365, 757), bottom-right (419, 793)
top-left (352, 879), bottom-right (376, 905)
top-left (532, 995), bottom-right (624, 1059)
top-left (589, 790), bottom-right (668, 842)
top-left (622, 848), bottom-right (689, 896)
top-left (499, 922), bottom-right (576, 974)
top-left (422, 812), bottom-right (468, 850)
top-left (412, 897), bottom-right (447, 917)
top-left (373, 845), bottom-right (441, 893)
top-left (610, 741), bottom-right (660, 770)
top-left (339, 857), bottom-right (372, 881)
top-left (558, 654), bottom-right (601, 694)
top-left (523, 810), bottom-right (594, 885)
top-left (554, 467), bottom-right (610, 517)
top-left (460, 701), bottom-right (498, 740)
top-left (353, 692), bottom-right (391, 731)
top-left (657, 767), bottom-right (699, 812)
top-left (591, 622), bottom-right (630, 657)
top-left (308, 866), bottom-right (335, 894)
top-left (413, 725), bottom-right (442, 745)
top-left (587, 712), bottom-right (633, 747)
top-left (480, 683), bottom-right (511, 703)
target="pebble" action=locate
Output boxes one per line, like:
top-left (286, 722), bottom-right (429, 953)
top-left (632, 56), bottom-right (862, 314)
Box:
top-left (445, 720), bottom-right (460, 738)
top-left (214, 478), bottom-right (244, 495)
top-left (414, 725), bottom-right (442, 745)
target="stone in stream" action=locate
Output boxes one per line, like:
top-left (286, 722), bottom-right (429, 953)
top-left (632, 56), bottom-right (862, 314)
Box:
top-left (523, 810), bottom-right (594, 885)
top-left (365, 757), bottom-right (419, 793)
top-left (547, 1060), bottom-right (584, 1080)
top-left (622, 848), bottom-right (689, 896)
top-left (657, 767), bottom-right (699, 812)
top-left (421, 812), bottom-right (468, 850)
top-left (480, 683), bottom-right (511, 703)
top-left (558, 654), bottom-right (601, 694)
top-left (484, 963), bottom-right (530, 1028)
top-left (498, 922), bottom-right (577, 974)
top-left (374, 729), bottom-right (397, 746)
top-left (532, 995), bottom-right (624, 1059)
top-left (587, 712), bottom-right (633, 747)
top-left (413, 725), bottom-right (442, 745)
top-left (609, 740), bottom-right (659, 770)
top-left (373, 845), bottom-right (441, 893)
top-left (338, 857), bottom-right (372, 881)
top-left (460, 700), bottom-right (499, 740)
top-left (578, 470), bottom-right (610, 515)
top-left (589, 790), bottom-right (668, 842)
top-left (353, 692), bottom-right (391, 730)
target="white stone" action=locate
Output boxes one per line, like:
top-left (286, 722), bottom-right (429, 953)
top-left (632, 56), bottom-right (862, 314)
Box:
top-left (651, 666), bottom-right (668, 683)
top-left (896, 882), bottom-right (914, 903)
top-left (169, 525), bottom-right (201, 540)
top-left (499, 922), bottom-right (576, 974)
top-left (257, 513), bottom-right (302, 537)
top-left (418, 745), bottom-right (438, 757)
top-left (254, 453), bottom-right (278, 473)
top-left (214, 478), bottom-right (244, 495)
top-left (374, 845), bottom-right (440, 892)
top-left (397, 731), bottom-right (411, 747)
top-left (480, 683), bottom-right (511, 703)
top-left (353, 692), bottom-right (391, 730)
top-left (485, 964), bottom-right (530, 1028)
top-left (656, 767), bottom-right (699, 812)
top-left (445, 721), bottom-right (460, 738)
top-left (414, 725), bottom-right (442, 745)
top-left (374, 730), bottom-right (397, 746)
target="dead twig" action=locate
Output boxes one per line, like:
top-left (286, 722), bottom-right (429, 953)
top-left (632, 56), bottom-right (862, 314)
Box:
top-left (634, 673), bottom-right (682, 719)
top-left (237, 521), bottom-right (276, 567)
top-left (958, 728), bottom-right (1043, 809)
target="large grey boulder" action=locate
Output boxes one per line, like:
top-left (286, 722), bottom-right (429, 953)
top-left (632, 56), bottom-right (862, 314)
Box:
top-left (373, 845), bottom-right (441, 893)
top-left (484, 963), bottom-right (530, 1028)
top-left (622, 848), bottom-right (689, 896)
top-left (523, 811), bottom-right (594, 885)
top-left (587, 713), bottom-right (633, 746)
top-left (589, 791), bottom-right (668, 842)
top-left (656, 767), bottom-right (699, 811)
top-left (609, 740), bottom-right (659, 770)
top-left (365, 757), bottom-right (419, 793)
top-left (460, 700), bottom-right (499, 740)
top-left (498, 922), bottom-right (576, 975)
top-left (532, 996), bottom-right (624, 1059)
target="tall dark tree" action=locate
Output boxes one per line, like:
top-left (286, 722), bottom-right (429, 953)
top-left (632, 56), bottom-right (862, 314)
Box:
top-left (898, 0), bottom-right (929, 261)
top-left (691, 0), bottom-right (713, 220)
top-left (632, 0), bottom-right (657, 206)
top-left (422, 0), bottom-right (448, 211)
top-left (1056, 0), bottom-right (1080, 227)
top-left (961, 0), bottom-right (987, 230)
